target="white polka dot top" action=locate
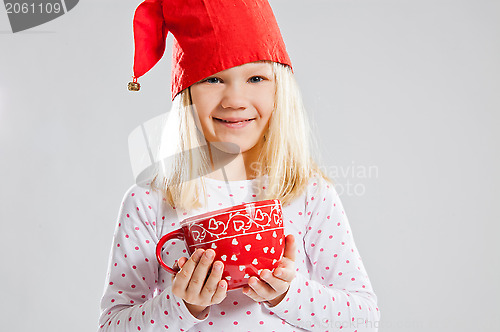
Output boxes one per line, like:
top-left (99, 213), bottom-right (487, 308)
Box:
top-left (99, 175), bottom-right (380, 331)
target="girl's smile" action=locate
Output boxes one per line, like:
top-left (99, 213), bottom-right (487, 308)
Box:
top-left (213, 117), bottom-right (255, 128)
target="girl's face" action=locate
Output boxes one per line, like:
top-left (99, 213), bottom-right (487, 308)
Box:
top-left (190, 61), bottom-right (275, 156)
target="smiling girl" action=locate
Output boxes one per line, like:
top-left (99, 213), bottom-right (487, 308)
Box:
top-left (99, 1), bottom-right (380, 331)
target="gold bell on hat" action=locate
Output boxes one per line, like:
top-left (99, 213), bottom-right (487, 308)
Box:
top-left (128, 77), bottom-right (140, 91)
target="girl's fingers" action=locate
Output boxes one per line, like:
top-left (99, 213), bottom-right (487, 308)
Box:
top-left (171, 250), bottom-right (228, 307)
top-left (185, 249), bottom-right (216, 295)
top-left (272, 265), bottom-right (295, 282)
top-left (201, 260), bottom-right (224, 297)
top-left (171, 258), bottom-right (187, 282)
top-left (177, 256), bottom-right (188, 269)
top-left (247, 276), bottom-right (277, 299)
top-left (211, 280), bottom-right (228, 304)
top-left (259, 269), bottom-right (289, 293)
top-left (242, 285), bottom-right (264, 302)
top-left (172, 249), bottom-right (205, 292)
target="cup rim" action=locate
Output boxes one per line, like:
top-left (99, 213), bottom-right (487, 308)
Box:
top-left (180, 199), bottom-right (281, 227)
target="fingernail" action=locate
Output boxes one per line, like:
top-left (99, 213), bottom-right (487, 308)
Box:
top-left (214, 262), bottom-right (222, 271)
top-left (274, 269), bottom-right (282, 277)
top-left (205, 250), bottom-right (214, 259)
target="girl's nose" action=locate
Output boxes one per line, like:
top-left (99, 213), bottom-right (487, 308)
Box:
top-left (220, 84), bottom-right (247, 110)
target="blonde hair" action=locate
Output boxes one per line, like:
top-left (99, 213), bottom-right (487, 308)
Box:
top-left (151, 61), bottom-right (331, 210)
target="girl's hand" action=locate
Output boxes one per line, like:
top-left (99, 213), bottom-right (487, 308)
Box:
top-left (242, 234), bottom-right (296, 307)
top-left (171, 249), bottom-right (228, 317)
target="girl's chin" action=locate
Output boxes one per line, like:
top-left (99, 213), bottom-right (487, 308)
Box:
top-left (207, 140), bottom-right (261, 155)
top-left (207, 141), bottom-right (242, 154)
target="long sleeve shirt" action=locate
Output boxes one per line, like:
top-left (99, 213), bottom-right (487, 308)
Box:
top-left (99, 175), bottom-right (380, 331)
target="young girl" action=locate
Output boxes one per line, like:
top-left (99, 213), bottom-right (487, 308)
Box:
top-left (99, 0), bottom-right (380, 331)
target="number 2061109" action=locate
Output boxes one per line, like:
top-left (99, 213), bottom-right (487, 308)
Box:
top-left (5, 2), bottom-right (62, 14)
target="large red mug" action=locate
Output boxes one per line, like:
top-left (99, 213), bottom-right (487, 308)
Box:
top-left (156, 199), bottom-right (284, 289)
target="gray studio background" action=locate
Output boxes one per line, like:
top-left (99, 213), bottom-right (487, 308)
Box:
top-left (1, 0), bottom-right (499, 331)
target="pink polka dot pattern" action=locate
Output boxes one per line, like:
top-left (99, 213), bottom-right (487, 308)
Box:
top-left (99, 176), bottom-right (380, 331)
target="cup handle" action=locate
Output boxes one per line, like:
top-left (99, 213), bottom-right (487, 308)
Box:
top-left (156, 229), bottom-right (185, 275)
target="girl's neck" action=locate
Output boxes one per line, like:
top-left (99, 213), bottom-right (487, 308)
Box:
top-left (205, 140), bottom-right (265, 181)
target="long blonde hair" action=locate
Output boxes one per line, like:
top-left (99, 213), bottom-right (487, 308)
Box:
top-left (151, 61), bottom-right (331, 210)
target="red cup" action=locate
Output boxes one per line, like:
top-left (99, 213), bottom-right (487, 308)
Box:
top-left (156, 199), bottom-right (284, 289)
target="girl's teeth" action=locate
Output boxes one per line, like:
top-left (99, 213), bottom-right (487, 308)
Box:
top-left (219, 119), bottom-right (252, 123)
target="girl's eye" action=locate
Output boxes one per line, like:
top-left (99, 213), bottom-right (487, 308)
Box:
top-left (248, 76), bottom-right (264, 83)
top-left (204, 77), bottom-right (221, 84)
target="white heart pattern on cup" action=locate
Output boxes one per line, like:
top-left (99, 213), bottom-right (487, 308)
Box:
top-left (245, 245), bottom-right (251, 251)
top-left (252, 258), bottom-right (258, 265)
top-left (263, 247), bottom-right (269, 253)
top-left (272, 231), bottom-right (277, 238)
top-left (254, 209), bottom-right (265, 222)
top-left (191, 230), bottom-right (202, 242)
top-left (221, 255), bottom-right (227, 261)
top-left (239, 265), bottom-right (245, 271)
top-left (270, 247), bottom-right (275, 254)
top-left (232, 238), bottom-right (238, 245)
top-left (233, 219), bottom-right (245, 232)
top-left (256, 234), bottom-right (262, 240)
top-left (211, 243), bottom-right (217, 249)
top-left (231, 254), bottom-right (238, 261)
top-left (273, 213), bottom-right (279, 226)
top-left (208, 218), bottom-right (223, 230)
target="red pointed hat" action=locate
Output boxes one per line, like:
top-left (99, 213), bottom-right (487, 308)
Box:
top-left (128, 0), bottom-right (292, 100)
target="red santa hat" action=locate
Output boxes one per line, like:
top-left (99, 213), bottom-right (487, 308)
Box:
top-left (128, 0), bottom-right (293, 100)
